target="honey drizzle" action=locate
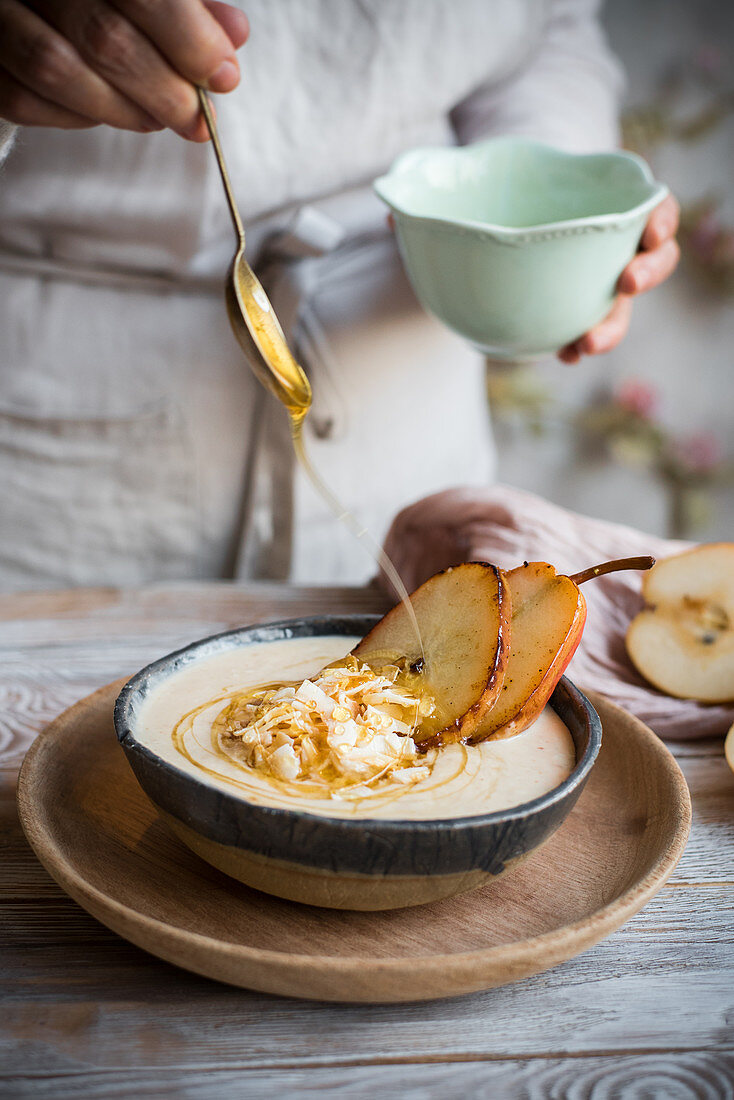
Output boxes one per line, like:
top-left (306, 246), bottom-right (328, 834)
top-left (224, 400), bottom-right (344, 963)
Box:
top-left (291, 420), bottom-right (424, 658)
top-left (170, 682), bottom-right (469, 810)
top-left (234, 260), bottom-right (423, 655)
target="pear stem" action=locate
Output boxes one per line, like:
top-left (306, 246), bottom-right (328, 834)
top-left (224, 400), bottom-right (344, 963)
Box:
top-left (568, 555), bottom-right (655, 586)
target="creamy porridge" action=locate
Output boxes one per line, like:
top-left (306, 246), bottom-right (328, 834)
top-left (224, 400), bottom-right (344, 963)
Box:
top-left (137, 635), bottom-right (576, 821)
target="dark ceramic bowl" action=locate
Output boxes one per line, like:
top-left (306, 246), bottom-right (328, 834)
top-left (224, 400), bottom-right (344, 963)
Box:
top-left (114, 615), bottom-right (602, 910)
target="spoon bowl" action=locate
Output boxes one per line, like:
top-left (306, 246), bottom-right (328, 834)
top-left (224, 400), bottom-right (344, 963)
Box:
top-left (197, 88), bottom-right (311, 416)
top-left (226, 252), bottom-right (311, 416)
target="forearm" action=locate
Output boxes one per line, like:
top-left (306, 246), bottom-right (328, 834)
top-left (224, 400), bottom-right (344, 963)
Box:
top-left (452, 0), bottom-right (624, 153)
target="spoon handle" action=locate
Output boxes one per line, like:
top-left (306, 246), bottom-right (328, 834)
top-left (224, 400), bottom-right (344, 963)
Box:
top-left (196, 86), bottom-right (246, 248)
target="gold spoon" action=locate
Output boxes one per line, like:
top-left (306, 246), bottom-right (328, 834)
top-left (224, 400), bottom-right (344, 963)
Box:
top-left (196, 87), bottom-right (312, 422)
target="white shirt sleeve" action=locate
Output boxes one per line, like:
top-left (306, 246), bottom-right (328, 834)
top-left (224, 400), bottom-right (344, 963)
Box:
top-left (451, 0), bottom-right (624, 153)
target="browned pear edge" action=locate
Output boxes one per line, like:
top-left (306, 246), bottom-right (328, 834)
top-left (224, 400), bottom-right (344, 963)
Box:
top-left (469, 555), bottom-right (656, 746)
top-left (415, 564), bottom-right (512, 752)
top-left (353, 563), bottom-right (512, 753)
top-left (474, 591), bottom-right (588, 745)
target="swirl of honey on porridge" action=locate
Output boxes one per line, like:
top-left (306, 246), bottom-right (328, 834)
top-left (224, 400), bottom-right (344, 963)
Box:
top-left (171, 655), bottom-right (446, 804)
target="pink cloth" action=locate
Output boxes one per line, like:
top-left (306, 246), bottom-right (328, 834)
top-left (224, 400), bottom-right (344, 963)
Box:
top-left (381, 484), bottom-right (734, 742)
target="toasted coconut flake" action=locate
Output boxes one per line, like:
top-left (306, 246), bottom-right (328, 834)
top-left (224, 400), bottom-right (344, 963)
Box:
top-left (215, 656), bottom-right (437, 796)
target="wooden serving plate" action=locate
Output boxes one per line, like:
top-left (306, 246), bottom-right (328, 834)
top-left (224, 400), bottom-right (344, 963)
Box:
top-left (17, 681), bottom-right (691, 1004)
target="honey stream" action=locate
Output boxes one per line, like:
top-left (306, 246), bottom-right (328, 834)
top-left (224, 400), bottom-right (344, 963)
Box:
top-left (239, 277), bottom-right (424, 654)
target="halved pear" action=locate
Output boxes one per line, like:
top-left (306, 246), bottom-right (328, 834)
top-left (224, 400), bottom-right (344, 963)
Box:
top-left (353, 562), bottom-right (511, 743)
top-left (468, 562), bottom-right (586, 743)
top-left (470, 555), bottom-right (655, 743)
top-left (626, 543), bottom-right (734, 702)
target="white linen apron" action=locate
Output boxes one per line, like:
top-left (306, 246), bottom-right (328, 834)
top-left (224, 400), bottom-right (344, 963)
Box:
top-left (0, 0), bottom-right (620, 589)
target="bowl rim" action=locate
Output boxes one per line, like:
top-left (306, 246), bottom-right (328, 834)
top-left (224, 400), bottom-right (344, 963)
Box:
top-left (114, 614), bottom-right (602, 834)
top-left (374, 136), bottom-right (669, 238)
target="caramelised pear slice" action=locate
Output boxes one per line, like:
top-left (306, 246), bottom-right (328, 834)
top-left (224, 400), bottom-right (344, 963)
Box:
top-left (353, 563), bottom-right (511, 743)
top-left (626, 543), bottom-right (734, 702)
top-left (465, 555), bottom-right (655, 744)
top-left (467, 561), bottom-right (586, 744)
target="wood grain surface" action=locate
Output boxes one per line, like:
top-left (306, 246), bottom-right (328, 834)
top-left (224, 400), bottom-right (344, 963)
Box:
top-left (1, 583), bottom-right (733, 1097)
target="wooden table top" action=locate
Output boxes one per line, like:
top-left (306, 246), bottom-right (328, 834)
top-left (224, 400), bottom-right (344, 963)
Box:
top-left (1, 582), bottom-right (732, 1098)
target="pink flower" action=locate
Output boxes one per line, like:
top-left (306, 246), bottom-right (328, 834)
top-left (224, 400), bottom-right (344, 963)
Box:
top-left (616, 379), bottom-right (658, 419)
top-left (669, 431), bottom-right (723, 474)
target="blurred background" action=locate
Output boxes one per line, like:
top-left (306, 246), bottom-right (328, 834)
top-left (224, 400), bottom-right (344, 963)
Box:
top-left (488, 0), bottom-right (734, 542)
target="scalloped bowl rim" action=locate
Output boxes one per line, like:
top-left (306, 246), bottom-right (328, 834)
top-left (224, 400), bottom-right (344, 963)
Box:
top-left (374, 138), bottom-right (669, 238)
top-left (114, 614), bottom-right (602, 835)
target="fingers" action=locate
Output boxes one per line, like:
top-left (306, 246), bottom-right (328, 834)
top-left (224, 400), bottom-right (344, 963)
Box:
top-left (204, 2), bottom-right (249, 51)
top-left (618, 237), bottom-right (680, 295)
top-left (617, 195), bottom-right (681, 295)
top-left (110, 0), bottom-right (243, 91)
top-left (0, 0), bottom-right (161, 130)
top-left (558, 295), bottom-right (633, 363)
top-left (558, 195), bottom-right (681, 364)
top-left (0, 63), bottom-right (99, 127)
top-left (557, 341), bottom-right (583, 365)
top-left (578, 295), bottom-right (633, 355)
top-left (640, 194), bottom-right (680, 250)
top-left (29, 0), bottom-right (205, 140)
top-left (3, 0), bottom-right (248, 140)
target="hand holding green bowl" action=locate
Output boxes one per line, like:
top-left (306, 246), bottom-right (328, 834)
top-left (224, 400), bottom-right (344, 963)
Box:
top-left (374, 138), bottom-right (673, 362)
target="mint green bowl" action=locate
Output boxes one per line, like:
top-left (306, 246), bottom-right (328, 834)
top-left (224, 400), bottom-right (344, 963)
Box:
top-left (374, 139), bottom-right (668, 360)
